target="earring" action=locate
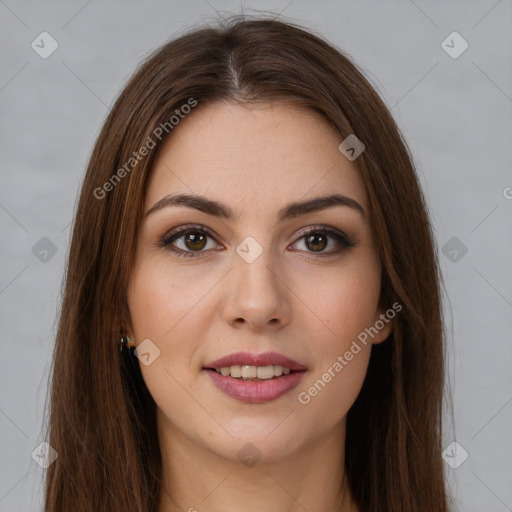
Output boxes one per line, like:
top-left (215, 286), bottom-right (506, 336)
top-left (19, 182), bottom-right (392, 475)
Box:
top-left (120, 335), bottom-right (135, 352)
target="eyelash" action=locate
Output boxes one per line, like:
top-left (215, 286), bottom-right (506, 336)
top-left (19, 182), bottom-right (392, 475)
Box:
top-left (158, 223), bottom-right (356, 259)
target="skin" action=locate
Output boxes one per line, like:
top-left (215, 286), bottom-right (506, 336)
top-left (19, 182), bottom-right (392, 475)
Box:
top-left (126, 101), bottom-right (393, 512)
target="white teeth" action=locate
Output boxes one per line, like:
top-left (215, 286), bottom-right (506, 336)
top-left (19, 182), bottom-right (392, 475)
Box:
top-left (229, 365), bottom-right (242, 378)
top-left (241, 365), bottom-right (257, 378)
top-left (215, 364), bottom-right (293, 380)
top-left (256, 365), bottom-right (274, 379)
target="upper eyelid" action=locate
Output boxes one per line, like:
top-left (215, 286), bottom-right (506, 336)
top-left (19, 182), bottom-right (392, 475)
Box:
top-left (161, 224), bottom-right (218, 244)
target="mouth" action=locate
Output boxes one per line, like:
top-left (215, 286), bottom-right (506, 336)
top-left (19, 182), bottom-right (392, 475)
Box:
top-left (202, 351), bottom-right (307, 404)
top-left (203, 364), bottom-right (303, 381)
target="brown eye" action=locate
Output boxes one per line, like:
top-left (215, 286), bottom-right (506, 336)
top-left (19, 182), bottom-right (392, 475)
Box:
top-left (291, 226), bottom-right (356, 256)
top-left (183, 232), bottom-right (207, 251)
top-left (160, 225), bottom-right (220, 258)
top-left (304, 233), bottom-right (328, 252)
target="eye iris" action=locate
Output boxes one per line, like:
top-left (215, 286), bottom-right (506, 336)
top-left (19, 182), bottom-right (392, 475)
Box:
top-left (185, 232), bottom-right (207, 251)
top-left (306, 233), bottom-right (327, 252)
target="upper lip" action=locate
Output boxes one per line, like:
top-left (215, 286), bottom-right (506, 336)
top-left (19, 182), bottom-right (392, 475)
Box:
top-left (204, 351), bottom-right (307, 371)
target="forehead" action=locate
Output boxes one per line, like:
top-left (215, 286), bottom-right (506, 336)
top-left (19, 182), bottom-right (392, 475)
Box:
top-left (145, 101), bottom-right (367, 215)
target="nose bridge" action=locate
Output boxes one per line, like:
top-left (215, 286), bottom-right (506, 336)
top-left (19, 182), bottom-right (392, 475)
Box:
top-left (238, 244), bottom-right (278, 291)
top-left (223, 236), bottom-right (290, 329)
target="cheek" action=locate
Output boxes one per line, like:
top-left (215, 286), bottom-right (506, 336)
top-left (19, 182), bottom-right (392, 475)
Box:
top-left (293, 256), bottom-right (380, 414)
top-left (127, 262), bottom-right (216, 343)
top-left (294, 254), bottom-right (382, 352)
top-left (126, 265), bottom-right (202, 397)
top-left (126, 265), bottom-right (213, 430)
top-left (126, 260), bottom-right (225, 390)
top-left (295, 281), bottom-right (375, 433)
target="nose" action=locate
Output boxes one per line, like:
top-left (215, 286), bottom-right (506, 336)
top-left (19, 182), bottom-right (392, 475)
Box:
top-left (221, 246), bottom-right (292, 332)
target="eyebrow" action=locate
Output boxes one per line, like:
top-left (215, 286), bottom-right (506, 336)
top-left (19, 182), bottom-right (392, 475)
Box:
top-left (145, 193), bottom-right (365, 221)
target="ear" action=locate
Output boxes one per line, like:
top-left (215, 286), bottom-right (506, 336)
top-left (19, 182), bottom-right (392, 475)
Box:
top-left (370, 303), bottom-right (396, 345)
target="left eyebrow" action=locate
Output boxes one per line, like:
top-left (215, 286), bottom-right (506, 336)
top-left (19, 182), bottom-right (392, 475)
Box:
top-left (145, 193), bottom-right (366, 221)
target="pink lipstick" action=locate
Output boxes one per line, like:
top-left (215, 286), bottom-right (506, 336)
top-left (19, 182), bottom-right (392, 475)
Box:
top-left (203, 351), bottom-right (307, 404)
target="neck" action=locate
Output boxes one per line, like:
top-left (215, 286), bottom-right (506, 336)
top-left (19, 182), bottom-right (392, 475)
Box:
top-left (156, 410), bottom-right (358, 512)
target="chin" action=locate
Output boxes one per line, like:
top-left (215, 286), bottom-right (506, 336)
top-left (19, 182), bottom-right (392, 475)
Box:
top-left (209, 433), bottom-right (302, 467)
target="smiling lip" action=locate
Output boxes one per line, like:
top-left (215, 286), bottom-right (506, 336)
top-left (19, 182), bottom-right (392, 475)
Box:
top-left (202, 351), bottom-right (307, 404)
top-left (204, 369), bottom-right (306, 404)
top-left (203, 351), bottom-right (307, 371)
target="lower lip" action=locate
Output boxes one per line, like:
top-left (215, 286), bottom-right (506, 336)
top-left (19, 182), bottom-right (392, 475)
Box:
top-left (204, 369), bottom-right (306, 404)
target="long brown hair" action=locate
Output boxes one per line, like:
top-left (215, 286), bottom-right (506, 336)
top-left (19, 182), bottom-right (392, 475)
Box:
top-left (44, 15), bottom-right (451, 511)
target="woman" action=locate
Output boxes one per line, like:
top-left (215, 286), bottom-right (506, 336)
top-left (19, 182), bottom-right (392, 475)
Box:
top-left (44, 15), bottom-right (451, 512)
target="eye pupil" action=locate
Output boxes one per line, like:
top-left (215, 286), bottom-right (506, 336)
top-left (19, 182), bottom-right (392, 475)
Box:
top-left (185, 232), bottom-right (207, 251)
top-left (306, 233), bottom-right (327, 252)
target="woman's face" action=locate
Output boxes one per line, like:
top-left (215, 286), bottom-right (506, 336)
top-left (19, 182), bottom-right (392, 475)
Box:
top-left (127, 101), bottom-right (392, 464)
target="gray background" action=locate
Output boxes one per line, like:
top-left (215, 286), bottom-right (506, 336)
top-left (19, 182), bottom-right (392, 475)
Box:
top-left (1, 0), bottom-right (511, 510)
